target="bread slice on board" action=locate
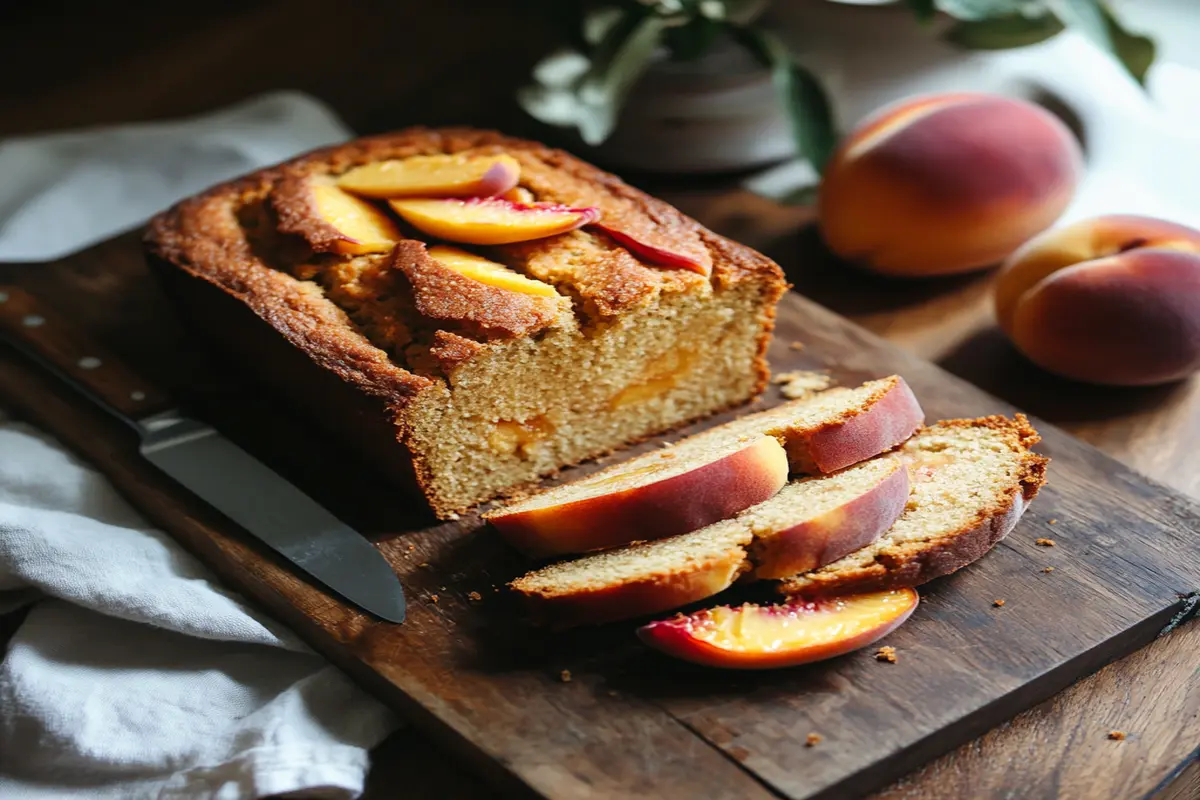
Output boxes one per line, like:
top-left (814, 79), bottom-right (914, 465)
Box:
top-left (510, 456), bottom-right (911, 627)
top-left (714, 375), bottom-right (924, 474)
top-left (779, 415), bottom-right (1048, 597)
top-left (488, 375), bottom-right (924, 559)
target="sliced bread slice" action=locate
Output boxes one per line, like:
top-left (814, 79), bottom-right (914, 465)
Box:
top-left (779, 415), bottom-right (1049, 597)
top-left (746, 456), bottom-right (910, 579)
top-left (510, 521), bottom-right (753, 628)
top-left (488, 375), bottom-right (923, 559)
top-left (511, 456), bottom-right (911, 626)
top-left (486, 434), bottom-right (788, 558)
top-left (725, 375), bottom-right (925, 474)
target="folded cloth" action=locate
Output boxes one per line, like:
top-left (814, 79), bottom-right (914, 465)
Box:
top-left (0, 92), bottom-right (400, 799)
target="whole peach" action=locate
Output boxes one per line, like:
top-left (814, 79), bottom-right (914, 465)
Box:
top-left (818, 93), bottom-right (1083, 276)
top-left (994, 215), bottom-right (1200, 386)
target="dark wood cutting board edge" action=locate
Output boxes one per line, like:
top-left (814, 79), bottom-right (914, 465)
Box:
top-left (1, 234), bottom-right (1198, 800)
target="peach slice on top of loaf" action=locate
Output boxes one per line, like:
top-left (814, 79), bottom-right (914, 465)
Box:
top-left (509, 455), bottom-right (910, 627)
top-left (638, 589), bottom-right (919, 669)
top-left (780, 415), bottom-right (1048, 597)
top-left (336, 153), bottom-right (521, 198)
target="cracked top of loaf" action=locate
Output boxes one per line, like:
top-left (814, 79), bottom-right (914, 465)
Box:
top-left (145, 127), bottom-right (786, 407)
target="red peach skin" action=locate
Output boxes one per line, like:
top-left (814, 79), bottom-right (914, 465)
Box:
top-left (519, 558), bottom-right (745, 630)
top-left (787, 376), bottom-right (924, 474)
top-left (488, 436), bottom-right (789, 558)
top-left (592, 223), bottom-right (710, 276)
top-left (638, 589), bottom-right (919, 670)
top-left (995, 214), bottom-right (1200, 385)
top-left (750, 459), bottom-right (911, 580)
top-left (818, 93), bottom-right (1082, 276)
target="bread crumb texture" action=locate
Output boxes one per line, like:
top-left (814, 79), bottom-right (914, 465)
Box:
top-left (1108, 730), bottom-right (1127, 741)
top-left (875, 645), bottom-right (898, 663)
top-left (805, 733), bottom-right (823, 747)
top-left (773, 370), bottom-right (833, 400)
top-left (1036, 537), bottom-right (1057, 547)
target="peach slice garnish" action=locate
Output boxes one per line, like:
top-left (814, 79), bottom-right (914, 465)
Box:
top-left (336, 154), bottom-right (520, 198)
top-left (593, 223), bottom-right (709, 276)
top-left (275, 178), bottom-right (403, 255)
top-left (389, 197), bottom-right (601, 246)
top-left (427, 245), bottom-right (558, 297)
top-left (638, 589), bottom-right (918, 669)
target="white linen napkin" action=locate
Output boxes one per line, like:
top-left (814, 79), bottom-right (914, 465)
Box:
top-left (0, 92), bottom-right (400, 800)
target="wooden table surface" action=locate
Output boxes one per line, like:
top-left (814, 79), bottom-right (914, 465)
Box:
top-left (3, 2), bottom-right (1196, 798)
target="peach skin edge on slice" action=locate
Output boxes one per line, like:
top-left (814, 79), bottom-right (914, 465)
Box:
top-left (336, 153), bottom-right (520, 198)
top-left (486, 435), bottom-right (789, 559)
top-left (591, 222), bottom-right (711, 277)
top-left (786, 376), bottom-right (924, 474)
top-left (389, 197), bottom-right (600, 245)
top-left (511, 533), bottom-right (750, 629)
top-left (749, 458), bottom-right (911, 580)
top-left (638, 588), bottom-right (919, 669)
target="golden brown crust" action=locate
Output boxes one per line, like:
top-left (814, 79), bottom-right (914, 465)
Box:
top-left (428, 330), bottom-right (485, 372)
top-left (780, 414), bottom-right (1049, 597)
top-left (390, 241), bottom-right (565, 339)
top-left (271, 173), bottom-right (346, 253)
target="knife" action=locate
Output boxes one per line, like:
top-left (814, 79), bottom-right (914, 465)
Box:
top-left (0, 285), bottom-right (406, 623)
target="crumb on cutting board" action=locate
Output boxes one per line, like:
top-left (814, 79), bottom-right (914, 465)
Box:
top-left (773, 370), bottom-right (833, 400)
top-left (1048, 518), bottom-right (1058, 525)
top-left (805, 733), bottom-right (823, 747)
top-left (429, 594), bottom-right (439, 604)
top-left (468, 591), bottom-right (482, 601)
top-left (1042, 566), bottom-right (1056, 574)
top-left (1036, 538), bottom-right (1057, 547)
top-left (1108, 730), bottom-right (1127, 741)
top-left (559, 669), bottom-right (572, 683)
top-left (875, 645), bottom-right (897, 663)
top-left (993, 599), bottom-right (1006, 608)
top-left (788, 341), bottom-right (806, 351)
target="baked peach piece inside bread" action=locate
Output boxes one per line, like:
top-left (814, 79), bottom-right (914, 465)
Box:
top-left (144, 128), bottom-right (787, 518)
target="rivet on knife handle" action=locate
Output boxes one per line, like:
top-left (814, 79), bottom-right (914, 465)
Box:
top-left (0, 286), bottom-right (173, 424)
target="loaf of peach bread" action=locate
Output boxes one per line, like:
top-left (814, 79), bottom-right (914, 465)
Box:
top-left (144, 128), bottom-right (787, 518)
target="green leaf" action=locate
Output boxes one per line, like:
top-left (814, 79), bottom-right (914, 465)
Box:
top-left (1048, 0), bottom-right (1156, 85)
top-left (1099, 2), bottom-right (1156, 85)
top-left (905, 0), bottom-right (938, 23)
top-left (732, 27), bottom-right (837, 172)
top-left (944, 13), bottom-right (1065, 49)
top-left (576, 13), bottom-right (670, 143)
top-left (664, 15), bottom-right (722, 60)
top-left (936, 0), bottom-right (1036, 22)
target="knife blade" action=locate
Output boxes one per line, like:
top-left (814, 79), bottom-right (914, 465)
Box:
top-left (0, 285), bottom-right (406, 623)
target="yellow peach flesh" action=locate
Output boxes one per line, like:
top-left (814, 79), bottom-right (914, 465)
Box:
top-left (687, 591), bottom-right (914, 655)
top-left (391, 198), bottom-right (598, 245)
top-left (310, 183), bottom-right (402, 255)
top-left (427, 245), bottom-right (558, 297)
top-left (336, 154), bottom-right (520, 198)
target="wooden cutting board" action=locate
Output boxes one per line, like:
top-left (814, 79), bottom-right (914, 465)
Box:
top-left (2, 232), bottom-right (1198, 800)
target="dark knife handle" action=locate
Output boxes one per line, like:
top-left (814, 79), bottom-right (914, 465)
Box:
top-left (0, 285), bottom-right (174, 427)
